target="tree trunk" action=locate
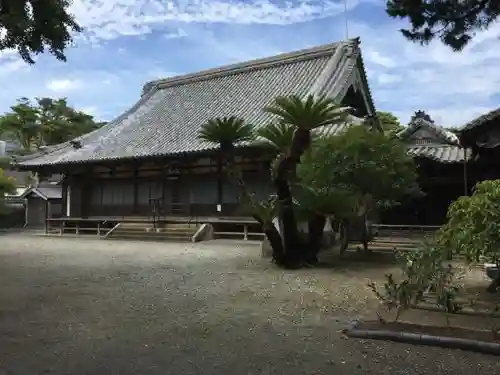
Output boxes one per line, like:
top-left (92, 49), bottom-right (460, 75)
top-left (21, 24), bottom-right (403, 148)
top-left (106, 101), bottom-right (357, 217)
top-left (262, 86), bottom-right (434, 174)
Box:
top-left (270, 127), bottom-right (315, 266)
top-left (305, 214), bottom-right (326, 264)
top-left (223, 156), bottom-right (291, 267)
top-left (264, 225), bottom-right (287, 265)
top-left (339, 219), bottom-right (349, 257)
top-left (274, 156), bottom-right (304, 266)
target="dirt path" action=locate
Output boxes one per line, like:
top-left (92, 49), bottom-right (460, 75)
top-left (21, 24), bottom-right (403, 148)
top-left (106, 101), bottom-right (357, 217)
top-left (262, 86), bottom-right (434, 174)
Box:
top-left (0, 234), bottom-right (498, 374)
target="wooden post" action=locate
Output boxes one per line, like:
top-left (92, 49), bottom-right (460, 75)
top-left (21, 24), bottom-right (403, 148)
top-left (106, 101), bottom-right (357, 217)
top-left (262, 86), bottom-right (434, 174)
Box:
top-left (185, 160), bottom-right (192, 217)
top-left (61, 174), bottom-right (68, 217)
top-left (44, 201), bottom-right (49, 235)
top-left (463, 147), bottom-right (468, 196)
top-left (133, 163), bottom-right (139, 214)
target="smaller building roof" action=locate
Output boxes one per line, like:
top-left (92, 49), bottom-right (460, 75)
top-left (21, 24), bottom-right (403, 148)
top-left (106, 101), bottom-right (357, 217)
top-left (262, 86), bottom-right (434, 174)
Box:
top-left (399, 116), bottom-right (469, 163)
top-left (20, 186), bottom-right (62, 200)
top-left (398, 117), bottom-right (459, 146)
top-left (406, 145), bottom-right (471, 163)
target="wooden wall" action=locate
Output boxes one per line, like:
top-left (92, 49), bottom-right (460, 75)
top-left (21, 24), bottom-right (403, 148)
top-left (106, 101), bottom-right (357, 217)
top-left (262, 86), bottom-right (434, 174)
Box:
top-left (64, 153), bottom-right (273, 218)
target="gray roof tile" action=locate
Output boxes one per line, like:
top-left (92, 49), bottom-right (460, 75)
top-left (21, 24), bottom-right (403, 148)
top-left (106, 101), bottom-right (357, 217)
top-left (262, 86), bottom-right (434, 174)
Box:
top-left (19, 38), bottom-right (374, 167)
top-left (399, 116), bottom-right (471, 163)
top-left (460, 107), bottom-right (500, 132)
top-left (407, 145), bottom-right (471, 163)
top-left (21, 186), bottom-right (62, 200)
top-left (398, 117), bottom-right (459, 145)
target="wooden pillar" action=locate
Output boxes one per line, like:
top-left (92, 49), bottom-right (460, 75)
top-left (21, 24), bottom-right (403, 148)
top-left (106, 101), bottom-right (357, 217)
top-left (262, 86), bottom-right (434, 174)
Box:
top-left (81, 172), bottom-right (91, 218)
top-left (162, 164), bottom-right (168, 215)
top-left (61, 174), bottom-right (68, 217)
top-left (463, 148), bottom-right (468, 196)
top-left (133, 163), bottom-right (139, 214)
top-left (44, 200), bottom-right (49, 234)
top-left (185, 161), bottom-right (192, 216)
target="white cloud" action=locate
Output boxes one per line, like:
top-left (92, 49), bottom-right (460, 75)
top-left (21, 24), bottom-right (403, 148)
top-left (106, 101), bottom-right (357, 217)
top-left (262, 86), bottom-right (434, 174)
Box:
top-left (164, 28), bottom-right (187, 39)
top-left (46, 79), bottom-right (82, 93)
top-left (69, 0), bottom-right (358, 44)
top-left (350, 19), bottom-right (500, 126)
top-left (0, 51), bottom-right (30, 76)
top-left (0, 1), bottom-right (497, 129)
top-left (365, 50), bottom-right (397, 68)
top-left (377, 73), bottom-right (402, 85)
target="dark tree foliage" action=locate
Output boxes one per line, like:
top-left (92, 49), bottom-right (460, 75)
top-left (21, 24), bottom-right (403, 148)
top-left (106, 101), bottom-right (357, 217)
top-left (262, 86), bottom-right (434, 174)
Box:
top-left (0, 0), bottom-right (81, 63)
top-left (376, 111), bottom-right (405, 135)
top-left (386, 0), bottom-right (500, 50)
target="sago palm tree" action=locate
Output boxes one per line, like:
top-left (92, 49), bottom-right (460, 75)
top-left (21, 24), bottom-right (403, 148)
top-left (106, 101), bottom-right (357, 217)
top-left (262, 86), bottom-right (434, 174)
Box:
top-left (263, 94), bottom-right (348, 161)
top-left (256, 121), bottom-right (295, 153)
top-left (262, 94), bottom-right (349, 265)
top-left (198, 116), bottom-right (254, 213)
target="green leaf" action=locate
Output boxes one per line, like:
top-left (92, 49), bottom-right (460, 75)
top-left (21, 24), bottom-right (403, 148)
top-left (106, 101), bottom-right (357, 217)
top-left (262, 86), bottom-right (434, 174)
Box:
top-left (198, 116), bottom-right (254, 150)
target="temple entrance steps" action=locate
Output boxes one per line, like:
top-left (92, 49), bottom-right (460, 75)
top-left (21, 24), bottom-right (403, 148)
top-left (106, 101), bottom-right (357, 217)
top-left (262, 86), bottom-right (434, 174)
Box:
top-left (367, 224), bottom-right (440, 253)
top-left (367, 236), bottom-right (424, 252)
top-left (105, 222), bottom-right (200, 242)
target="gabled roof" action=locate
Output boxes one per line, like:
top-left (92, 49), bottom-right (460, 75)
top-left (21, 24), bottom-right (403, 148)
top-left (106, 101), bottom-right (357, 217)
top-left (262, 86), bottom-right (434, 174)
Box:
top-left (18, 38), bottom-right (374, 168)
top-left (398, 117), bottom-right (459, 146)
top-left (399, 117), bottom-right (469, 163)
top-left (20, 186), bottom-right (62, 200)
top-left (460, 107), bottom-right (500, 133)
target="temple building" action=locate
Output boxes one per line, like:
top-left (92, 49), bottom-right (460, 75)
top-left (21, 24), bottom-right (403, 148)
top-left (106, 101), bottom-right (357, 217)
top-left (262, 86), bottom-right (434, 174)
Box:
top-left (16, 38), bottom-right (375, 231)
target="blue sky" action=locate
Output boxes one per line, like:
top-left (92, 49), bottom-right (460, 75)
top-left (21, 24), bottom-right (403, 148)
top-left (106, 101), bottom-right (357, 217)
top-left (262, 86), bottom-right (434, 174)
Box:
top-left (0, 0), bottom-right (499, 127)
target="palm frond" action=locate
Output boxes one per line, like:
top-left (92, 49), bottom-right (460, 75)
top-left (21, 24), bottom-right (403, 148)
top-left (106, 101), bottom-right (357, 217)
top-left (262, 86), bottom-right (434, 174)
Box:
top-left (263, 94), bottom-right (349, 130)
top-left (256, 122), bottom-right (295, 152)
top-left (198, 116), bottom-right (255, 148)
top-left (241, 193), bottom-right (279, 228)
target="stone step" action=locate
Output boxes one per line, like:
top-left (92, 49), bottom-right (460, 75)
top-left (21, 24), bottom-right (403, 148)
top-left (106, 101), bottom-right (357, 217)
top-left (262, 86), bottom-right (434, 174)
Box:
top-left (107, 231), bottom-right (193, 242)
top-left (213, 232), bottom-right (265, 240)
top-left (118, 223), bottom-right (198, 231)
top-left (369, 242), bottom-right (420, 247)
top-left (113, 227), bottom-right (196, 236)
top-left (370, 241), bottom-right (420, 247)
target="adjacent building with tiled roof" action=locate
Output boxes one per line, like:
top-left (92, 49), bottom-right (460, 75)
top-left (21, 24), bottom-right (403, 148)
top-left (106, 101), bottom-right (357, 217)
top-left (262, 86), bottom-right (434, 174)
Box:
top-left (458, 107), bottom-right (500, 150)
top-left (398, 113), bottom-right (471, 164)
top-left (14, 38), bottom-right (376, 220)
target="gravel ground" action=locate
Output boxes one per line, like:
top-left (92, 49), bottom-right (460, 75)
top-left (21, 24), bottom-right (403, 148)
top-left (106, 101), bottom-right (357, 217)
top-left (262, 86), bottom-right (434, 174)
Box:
top-left (0, 233), bottom-right (498, 375)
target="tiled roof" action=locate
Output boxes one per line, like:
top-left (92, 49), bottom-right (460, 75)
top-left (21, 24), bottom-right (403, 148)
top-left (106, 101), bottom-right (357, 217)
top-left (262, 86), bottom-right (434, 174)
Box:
top-left (398, 117), bottom-right (459, 146)
top-left (399, 116), bottom-right (470, 163)
top-left (20, 186), bottom-right (62, 200)
top-left (407, 145), bottom-right (471, 163)
top-left (460, 107), bottom-right (500, 132)
top-left (18, 38), bottom-right (374, 167)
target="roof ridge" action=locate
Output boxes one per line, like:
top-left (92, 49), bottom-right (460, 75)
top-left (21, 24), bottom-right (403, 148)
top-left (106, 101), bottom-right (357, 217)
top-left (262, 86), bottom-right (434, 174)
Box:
top-left (142, 38), bottom-right (360, 95)
top-left (460, 106), bottom-right (500, 132)
top-left (399, 117), bottom-right (459, 145)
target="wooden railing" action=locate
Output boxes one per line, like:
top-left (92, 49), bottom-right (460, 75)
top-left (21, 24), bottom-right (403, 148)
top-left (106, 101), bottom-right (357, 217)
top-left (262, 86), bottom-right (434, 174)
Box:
top-left (372, 224), bottom-right (441, 238)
